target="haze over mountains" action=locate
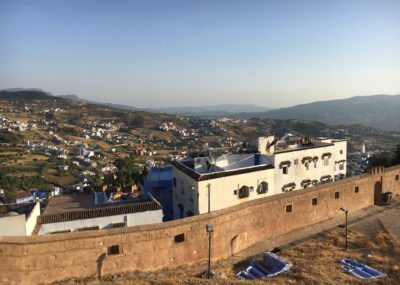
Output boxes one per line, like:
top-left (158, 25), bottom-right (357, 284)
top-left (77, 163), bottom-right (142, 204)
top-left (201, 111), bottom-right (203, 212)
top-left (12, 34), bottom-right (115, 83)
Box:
top-left (246, 95), bottom-right (400, 132)
top-left (2, 89), bottom-right (400, 131)
top-left (60, 92), bottom-right (400, 131)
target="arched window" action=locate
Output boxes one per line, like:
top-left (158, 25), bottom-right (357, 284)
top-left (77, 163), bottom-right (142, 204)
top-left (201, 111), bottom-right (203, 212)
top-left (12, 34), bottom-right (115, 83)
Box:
top-left (238, 185), bottom-right (250, 199)
top-left (257, 181), bottom-right (268, 194)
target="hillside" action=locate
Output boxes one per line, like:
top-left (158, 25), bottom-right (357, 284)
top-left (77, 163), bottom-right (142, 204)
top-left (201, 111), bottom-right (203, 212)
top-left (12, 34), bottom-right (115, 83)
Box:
top-left (0, 90), bottom-right (58, 101)
top-left (235, 95), bottom-right (400, 131)
top-left (0, 89), bottom-right (399, 199)
top-left (0, 90), bottom-right (398, 150)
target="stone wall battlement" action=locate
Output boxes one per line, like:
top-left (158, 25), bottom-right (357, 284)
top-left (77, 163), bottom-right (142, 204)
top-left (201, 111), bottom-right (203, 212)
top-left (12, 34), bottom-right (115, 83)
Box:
top-left (1, 165), bottom-right (399, 285)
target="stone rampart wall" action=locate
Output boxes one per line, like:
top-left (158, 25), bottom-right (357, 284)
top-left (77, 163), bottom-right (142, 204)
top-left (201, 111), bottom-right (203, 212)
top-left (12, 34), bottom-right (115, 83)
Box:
top-left (0, 166), bottom-right (399, 285)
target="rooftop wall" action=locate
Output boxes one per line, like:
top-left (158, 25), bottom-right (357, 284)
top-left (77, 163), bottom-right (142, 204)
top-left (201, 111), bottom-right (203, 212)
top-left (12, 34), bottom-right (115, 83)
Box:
top-left (0, 166), bottom-right (399, 285)
top-left (26, 202), bottom-right (41, 236)
top-left (0, 214), bottom-right (26, 236)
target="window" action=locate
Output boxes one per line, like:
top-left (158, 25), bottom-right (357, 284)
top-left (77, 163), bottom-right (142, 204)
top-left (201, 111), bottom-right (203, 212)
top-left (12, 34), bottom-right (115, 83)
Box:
top-left (312, 197), bottom-right (318, 205)
top-left (283, 166), bottom-right (288, 174)
top-left (324, 158), bottom-right (329, 166)
top-left (285, 204), bottom-right (293, 213)
top-left (257, 181), bottom-right (268, 194)
top-left (340, 150), bottom-right (343, 154)
top-left (335, 191), bottom-right (340, 199)
top-left (396, 175), bottom-right (399, 181)
top-left (294, 159), bottom-right (299, 165)
top-left (178, 204), bottom-right (184, 218)
top-left (174, 233), bottom-right (185, 243)
top-left (107, 245), bottom-right (120, 255)
top-left (282, 182), bottom-right (296, 192)
top-left (321, 175), bottom-right (332, 184)
top-left (305, 162), bottom-right (310, 170)
top-left (50, 230), bottom-right (71, 234)
top-left (77, 226), bottom-right (99, 232)
top-left (112, 222), bottom-right (126, 228)
top-left (173, 177), bottom-right (177, 187)
top-left (314, 161), bottom-right (317, 168)
top-left (238, 186), bottom-right (250, 199)
top-left (355, 186), bottom-right (359, 193)
top-left (339, 164), bottom-right (344, 170)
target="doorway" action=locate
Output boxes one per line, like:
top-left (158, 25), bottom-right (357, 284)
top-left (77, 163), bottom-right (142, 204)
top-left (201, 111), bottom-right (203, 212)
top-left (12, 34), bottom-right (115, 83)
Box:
top-left (374, 181), bottom-right (382, 206)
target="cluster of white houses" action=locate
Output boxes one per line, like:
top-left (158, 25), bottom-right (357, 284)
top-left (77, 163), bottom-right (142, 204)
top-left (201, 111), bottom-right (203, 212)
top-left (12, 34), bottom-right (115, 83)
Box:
top-left (172, 134), bottom-right (347, 219)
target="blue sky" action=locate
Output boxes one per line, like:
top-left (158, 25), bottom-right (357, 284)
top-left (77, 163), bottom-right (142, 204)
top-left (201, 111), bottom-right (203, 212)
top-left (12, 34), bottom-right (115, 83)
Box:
top-left (0, 0), bottom-right (399, 108)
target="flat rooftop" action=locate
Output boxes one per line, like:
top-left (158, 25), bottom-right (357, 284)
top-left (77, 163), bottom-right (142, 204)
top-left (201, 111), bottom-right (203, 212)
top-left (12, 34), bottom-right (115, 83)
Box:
top-left (274, 141), bottom-right (335, 154)
top-left (173, 153), bottom-right (274, 182)
top-left (43, 194), bottom-right (96, 215)
top-left (180, 153), bottom-right (273, 175)
top-left (0, 202), bottom-right (36, 218)
top-left (40, 194), bottom-right (161, 224)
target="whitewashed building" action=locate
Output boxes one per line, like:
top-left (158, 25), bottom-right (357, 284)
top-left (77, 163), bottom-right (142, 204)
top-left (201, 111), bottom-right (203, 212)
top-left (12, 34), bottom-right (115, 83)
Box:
top-left (172, 153), bottom-right (275, 219)
top-left (172, 134), bottom-right (347, 219)
top-left (256, 134), bottom-right (347, 193)
top-left (37, 193), bottom-right (163, 235)
top-left (0, 202), bottom-right (41, 236)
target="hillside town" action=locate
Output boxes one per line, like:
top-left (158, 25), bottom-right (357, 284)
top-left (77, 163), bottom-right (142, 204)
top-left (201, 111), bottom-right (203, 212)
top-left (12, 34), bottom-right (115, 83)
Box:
top-left (1, 116), bottom-right (398, 236)
top-left (2, 0), bottom-right (400, 283)
top-left (0, 88), bottom-right (398, 239)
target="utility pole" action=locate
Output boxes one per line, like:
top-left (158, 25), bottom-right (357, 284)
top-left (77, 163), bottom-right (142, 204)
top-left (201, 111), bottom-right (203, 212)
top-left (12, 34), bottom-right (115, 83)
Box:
top-left (340, 207), bottom-right (348, 251)
top-left (207, 183), bottom-right (211, 213)
top-left (206, 224), bottom-right (214, 278)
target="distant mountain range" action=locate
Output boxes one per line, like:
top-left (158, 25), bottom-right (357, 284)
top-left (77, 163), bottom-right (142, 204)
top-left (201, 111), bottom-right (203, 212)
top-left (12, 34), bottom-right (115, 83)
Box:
top-left (232, 95), bottom-right (400, 131)
top-left (59, 94), bottom-right (272, 116)
top-left (2, 89), bottom-right (400, 131)
top-left (0, 89), bottom-right (58, 101)
top-left (146, 104), bottom-right (273, 116)
top-left (56, 92), bottom-right (400, 131)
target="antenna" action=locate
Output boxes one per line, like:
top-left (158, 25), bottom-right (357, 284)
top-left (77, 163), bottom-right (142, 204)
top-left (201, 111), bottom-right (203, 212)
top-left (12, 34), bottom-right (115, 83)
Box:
top-left (207, 148), bottom-right (217, 173)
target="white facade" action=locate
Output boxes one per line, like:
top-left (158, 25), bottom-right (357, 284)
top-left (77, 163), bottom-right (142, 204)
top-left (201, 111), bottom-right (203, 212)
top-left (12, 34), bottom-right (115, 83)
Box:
top-left (172, 135), bottom-right (347, 219)
top-left (25, 202), bottom-right (41, 235)
top-left (172, 153), bottom-right (275, 219)
top-left (0, 214), bottom-right (26, 236)
top-left (0, 202), bottom-right (40, 236)
top-left (271, 139), bottom-right (347, 193)
top-left (38, 209), bottom-right (163, 235)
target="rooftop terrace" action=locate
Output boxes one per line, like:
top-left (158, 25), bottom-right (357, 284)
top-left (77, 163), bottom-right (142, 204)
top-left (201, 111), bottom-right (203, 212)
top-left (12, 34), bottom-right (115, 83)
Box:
top-left (173, 153), bottom-right (274, 181)
top-left (181, 153), bottom-right (273, 175)
top-left (274, 140), bottom-right (335, 154)
top-left (40, 194), bottom-right (161, 224)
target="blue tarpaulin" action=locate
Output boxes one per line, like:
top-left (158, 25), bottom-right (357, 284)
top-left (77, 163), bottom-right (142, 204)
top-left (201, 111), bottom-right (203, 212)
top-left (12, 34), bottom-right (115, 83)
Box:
top-left (236, 252), bottom-right (292, 280)
top-left (340, 258), bottom-right (386, 280)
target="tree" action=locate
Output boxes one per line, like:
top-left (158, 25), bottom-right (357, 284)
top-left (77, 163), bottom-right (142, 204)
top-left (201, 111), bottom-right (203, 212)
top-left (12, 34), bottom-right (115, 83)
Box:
top-left (115, 157), bottom-right (139, 187)
top-left (93, 172), bottom-right (104, 188)
top-left (391, 144), bottom-right (400, 166)
top-left (368, 152), bottom-right (392, 168)
top-left (130, 116), bottom-right (145, 127)
top-left (40, 165), bottom-right (48, 177)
